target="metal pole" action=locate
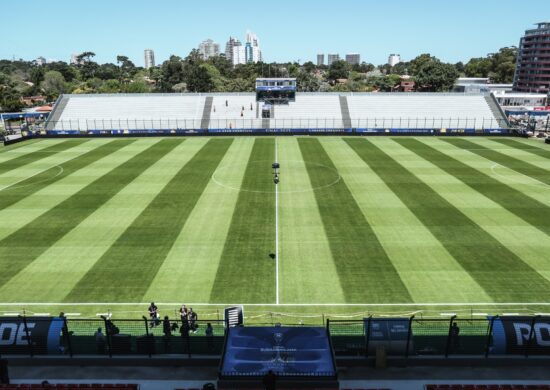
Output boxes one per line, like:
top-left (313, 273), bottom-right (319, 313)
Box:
top-left (64, 316), bottom-right (73, 358)
top-left (20, 315), bottom-right (33, 357)
top-left (405, 315), bottom-right (414, 358)
top-left (525, 316), bottom-right (539, 358)
top-left (365, 316), bottom-right (372, 358)
top-left (143, 316), bottom-right (152, 358)
top-left (445, 315), bottom-right (457, 357)
top-left (103, 317), bottom-right (112, 358)
top-left (485, 316), bottom-right (496, 358)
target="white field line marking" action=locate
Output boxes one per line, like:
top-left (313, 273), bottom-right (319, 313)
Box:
top-left (2, 302), bottom-right (550, 307)
top-left (0, 165), bottom-right (63, 192)
top-left (3, 313), bottom-right (20, 316)
top-left (33, 313), bottom-right (50, 316)
top-left (439, 312), bottom-right (456, 316)
top-left (472, 313), bottom-right (489, 316)
top-left (275, 138), bottom-right (279, 305)
top-left (64, 313), bottom-right (81, 316)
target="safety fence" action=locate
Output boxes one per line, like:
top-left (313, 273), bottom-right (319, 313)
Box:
top-left (327, 315), bottom-right (550, 358)
top-left (3, 315), bottom-right (549, 358)
top-left (42, 117), bottom-right (510, 133)
top-left (0, 316), bottom-right (225, 357)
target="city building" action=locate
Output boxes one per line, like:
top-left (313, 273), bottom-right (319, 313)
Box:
top-left (453, 77), bottom-right (513, 94)
top-left (345, 53), bottom-right (360, 65)
top-left (226, 31), bottom-right (262, 66)
top-left (198, 39), bottom-right (220, 60)
top-left (245, 30), bottom-right (262, 63)
top-left (513, 22), bottom-right (550, 94)
top-left (144, 49), bottom-right (155, 69)
top-left (388, 54), bottom-right (401, 67)
top-left (327, 54), bottom-right (340, 66)
top-left (225, 36), bottom-right (242, 66)
top-left (317, 54), bottom-right (324, 66)
top-left (35, 56), bottom-right (46, 66)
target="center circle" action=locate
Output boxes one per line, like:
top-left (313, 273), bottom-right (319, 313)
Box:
top-left (212, 160), bottom-right (341, 193)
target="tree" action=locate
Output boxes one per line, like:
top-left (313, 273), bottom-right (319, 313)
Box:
top-left (117, 55), bottom-right (136, 82)
top-left (296, 70), bottom-right (320, 92)
top-left (158, 55), bottom-right (185, 92)
top-left (124, 80), bottom-right (150, 93)
top-left (40, 70), bottom-right (67, 98)
top-left (186, 64), bottom-right (214, 92)
top-left (327, 60), bottom-right (349, 81)
top-left (415, 60), bottom-right (458, 91)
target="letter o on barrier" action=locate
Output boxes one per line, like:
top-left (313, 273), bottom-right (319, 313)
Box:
top-left (535, 324), bottom-right (550, 347)
top-left (0, 324), bottom-right (17, 345)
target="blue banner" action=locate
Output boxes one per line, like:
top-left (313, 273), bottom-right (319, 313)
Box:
top-left (221, 326), bottom-right (336, 377)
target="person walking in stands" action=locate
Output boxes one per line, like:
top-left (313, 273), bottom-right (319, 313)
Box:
top-left (94, 327), bottom-right (105, 354)
top-left (148, 302), bottom-right (158, 327)
top-left (188, 308), bottom-right (198, 333)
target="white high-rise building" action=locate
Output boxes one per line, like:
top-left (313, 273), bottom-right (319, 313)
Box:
top-left (327, 54), bottom-right (340, 66)
top-left (198, 39), bottom-right (220, 59)
top-left (226, 31), bottom-right (262, 66)
top-left (388, 54), bottom-right (401, 67)
top-left (345, 53), bottom-right (361, 65)
top-left (245, 30), bottom-right (262, 63)
top-left (225, 37), bottom-right (242, 65)
top-left (317, 54), bottom-right (325, 66)
top-left (144, 49), bottom-right (155, 69)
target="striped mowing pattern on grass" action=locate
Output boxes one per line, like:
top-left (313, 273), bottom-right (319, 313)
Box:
top-left (347, 138), bottom-right (550, 302)
top-left (298, 138), bottom-right (412, 303)
top-left (321, 138), bottom-right (492, 304)
top-left (65, 138), bottom-right (232, 302)
top-left (0, 137), bottom-right (548, 311)
top-left (0, 139), bottom-right (207, 302)
top-left (209, 138), bottom-right (276, 303)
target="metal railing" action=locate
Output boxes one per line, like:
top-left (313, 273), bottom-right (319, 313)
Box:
top-left (0, 316), bottom-right (225, 357)
top-left (43, 117), bottom-right (509, 132)
top-left (327, 315), bottom-right (550, 358)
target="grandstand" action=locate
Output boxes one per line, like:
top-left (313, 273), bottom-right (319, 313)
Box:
top-left (44, 92), bottom-right (509, 134)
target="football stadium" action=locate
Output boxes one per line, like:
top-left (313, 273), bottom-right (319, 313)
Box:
top-left (1, 87), bottom-right (548, 316)
top-left (2, 86), bottom-right (550, 388)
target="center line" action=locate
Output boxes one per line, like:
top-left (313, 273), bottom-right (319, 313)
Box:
top-left (275, 137), bottom-right (280, 305)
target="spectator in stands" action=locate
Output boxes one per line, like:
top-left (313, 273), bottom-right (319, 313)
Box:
top-left (163, 316), bottom-right (172, 353)
top-left (225, 99), bottom-right (228, 107)
top-left (148, 302), bottom-right (158, 327)
top-left (59, 312), bottom-right (70, 354)
top-left (189, 308), bottom-right (198, 333)
top-left (179, 304), bottom-right (188, 321)
top-left (180, 317), bottom-right (191, 356)
top-left (205, 323), bottom-right (214, 352)
top-left (451, 322), bottom-right (460, 351)
top-left (250, 103), bottom-right (253, 110)
top-left (94, 327), bottom-right (105, 354)
top-left (262, 370), bottom-right (277, 390)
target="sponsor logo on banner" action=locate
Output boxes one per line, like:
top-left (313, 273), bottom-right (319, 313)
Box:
top-left (490, 316), bottom-right (550, 355)
top-left (0, 317), bottom-right (64, 355)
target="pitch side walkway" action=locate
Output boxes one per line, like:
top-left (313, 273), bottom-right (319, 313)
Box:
top-left (8, 364), bottom-right (550, 389)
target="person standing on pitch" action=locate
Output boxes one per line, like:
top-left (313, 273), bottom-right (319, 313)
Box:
top-left (148, 302), bottom-right (158, 327)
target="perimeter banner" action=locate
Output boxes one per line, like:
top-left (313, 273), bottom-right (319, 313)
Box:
top-left (490, 316), bottom-right (550, 355)
top-left (0, 317), bottom-right (64, 355)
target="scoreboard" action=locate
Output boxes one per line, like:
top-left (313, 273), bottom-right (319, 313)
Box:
top-left (256, 78), bottom-right (296, 104)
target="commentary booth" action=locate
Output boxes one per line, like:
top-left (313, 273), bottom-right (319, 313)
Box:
top-left (256, 78), bottom-right (296, 106)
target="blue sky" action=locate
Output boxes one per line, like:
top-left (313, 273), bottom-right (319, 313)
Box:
top-left (2, 0), bottom-right (548, 66)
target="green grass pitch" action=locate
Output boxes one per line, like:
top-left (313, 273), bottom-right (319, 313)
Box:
top-left (0, 136), bottom-right (549, 321)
